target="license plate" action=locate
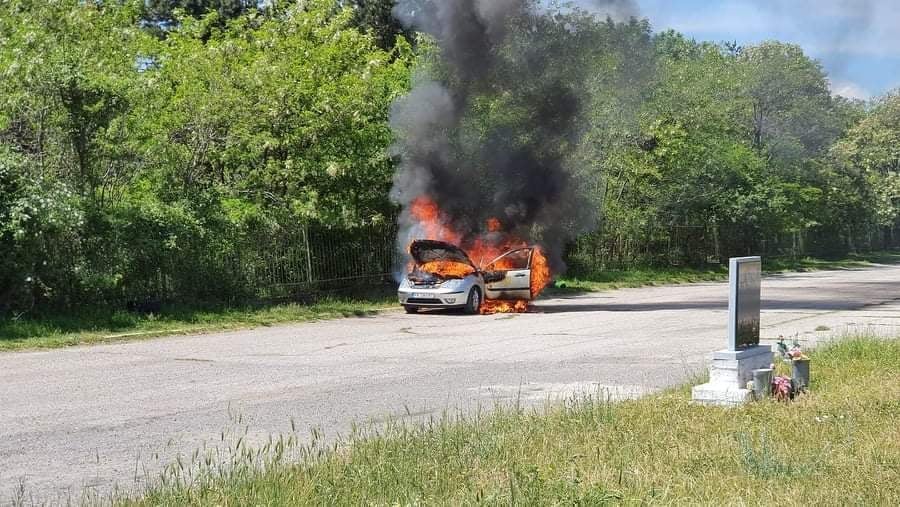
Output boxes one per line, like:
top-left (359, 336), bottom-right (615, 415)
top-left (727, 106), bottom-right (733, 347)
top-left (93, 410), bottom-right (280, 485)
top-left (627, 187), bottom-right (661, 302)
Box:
top-left (413, 293), bottom-right (431, 299)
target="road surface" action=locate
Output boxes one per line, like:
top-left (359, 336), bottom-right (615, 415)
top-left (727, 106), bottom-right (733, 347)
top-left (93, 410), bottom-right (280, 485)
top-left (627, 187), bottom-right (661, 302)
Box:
top-left (2, 264), bottom-right (900, 503)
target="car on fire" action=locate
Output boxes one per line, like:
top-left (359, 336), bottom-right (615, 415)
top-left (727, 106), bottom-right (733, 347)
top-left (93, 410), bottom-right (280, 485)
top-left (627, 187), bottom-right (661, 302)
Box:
top-left (397, 239), bottom-right (537, 314)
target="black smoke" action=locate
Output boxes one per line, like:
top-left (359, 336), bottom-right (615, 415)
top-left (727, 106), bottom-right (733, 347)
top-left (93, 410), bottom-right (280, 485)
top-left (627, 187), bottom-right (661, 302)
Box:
top-left (389, 0), bottom-right (601, 271)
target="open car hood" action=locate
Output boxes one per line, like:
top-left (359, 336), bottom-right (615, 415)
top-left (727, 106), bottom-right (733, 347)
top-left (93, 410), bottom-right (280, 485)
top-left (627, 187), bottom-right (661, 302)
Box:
top-left (409, 240), bottom-right (476, 269)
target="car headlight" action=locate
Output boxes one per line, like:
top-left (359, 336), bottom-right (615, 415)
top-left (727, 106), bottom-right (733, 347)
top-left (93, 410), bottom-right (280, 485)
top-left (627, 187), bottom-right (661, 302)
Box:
top-left (442, 278), bottom-right (463, 290)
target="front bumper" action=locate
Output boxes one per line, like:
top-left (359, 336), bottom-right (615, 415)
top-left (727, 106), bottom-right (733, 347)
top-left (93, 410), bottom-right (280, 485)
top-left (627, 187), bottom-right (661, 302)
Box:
top-left (398, 287), bottom-right (467, 307)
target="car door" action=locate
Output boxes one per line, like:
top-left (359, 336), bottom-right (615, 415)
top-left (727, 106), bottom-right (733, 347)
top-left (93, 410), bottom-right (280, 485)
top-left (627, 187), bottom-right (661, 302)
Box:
top-left (483, 248), bottom-right (533, 300)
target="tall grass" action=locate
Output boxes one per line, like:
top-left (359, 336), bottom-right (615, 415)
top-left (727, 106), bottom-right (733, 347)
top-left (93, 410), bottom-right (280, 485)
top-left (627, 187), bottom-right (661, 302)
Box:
top-left (0, 296), bottom-right (394, 351)
top-left (108, 337), bottom-right (900, 506)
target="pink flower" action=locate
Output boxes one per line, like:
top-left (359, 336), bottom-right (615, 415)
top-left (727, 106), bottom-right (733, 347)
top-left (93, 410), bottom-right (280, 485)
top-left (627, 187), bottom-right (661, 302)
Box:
top-left (772, 375), bottom-right (793, 401)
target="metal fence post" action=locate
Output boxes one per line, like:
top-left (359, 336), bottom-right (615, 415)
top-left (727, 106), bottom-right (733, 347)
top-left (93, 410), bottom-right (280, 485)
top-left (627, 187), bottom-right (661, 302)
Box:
top-left (302, 224), bottom-right (314, 285)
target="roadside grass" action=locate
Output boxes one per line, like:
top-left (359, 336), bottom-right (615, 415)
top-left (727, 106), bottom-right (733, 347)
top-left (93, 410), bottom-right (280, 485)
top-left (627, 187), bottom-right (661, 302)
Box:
top-left (552, 250), bottom-right (900, 293)
top-left (113, 337), bottom-right (900, 506)
top-left (0, 294), bottom-right (395, 352)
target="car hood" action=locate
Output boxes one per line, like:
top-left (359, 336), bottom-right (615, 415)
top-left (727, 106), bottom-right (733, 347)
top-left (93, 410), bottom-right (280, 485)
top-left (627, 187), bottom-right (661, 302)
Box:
top-left (409, 240), bottom-right (476, 269)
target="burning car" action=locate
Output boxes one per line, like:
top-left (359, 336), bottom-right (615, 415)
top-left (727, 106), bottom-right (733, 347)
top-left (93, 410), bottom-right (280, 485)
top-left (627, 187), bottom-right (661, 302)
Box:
top-left (398, 239), bottom-right (542, 314)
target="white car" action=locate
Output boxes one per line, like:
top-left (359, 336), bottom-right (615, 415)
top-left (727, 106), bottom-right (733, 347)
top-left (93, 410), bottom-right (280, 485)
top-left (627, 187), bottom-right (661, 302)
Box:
top-left (398, 240), bottom-right (537, 314)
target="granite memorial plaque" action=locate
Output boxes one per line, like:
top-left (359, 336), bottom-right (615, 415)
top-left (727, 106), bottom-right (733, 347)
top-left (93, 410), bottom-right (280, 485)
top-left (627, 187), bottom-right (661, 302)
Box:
top-left (728, 256), bottom-right (761, 350)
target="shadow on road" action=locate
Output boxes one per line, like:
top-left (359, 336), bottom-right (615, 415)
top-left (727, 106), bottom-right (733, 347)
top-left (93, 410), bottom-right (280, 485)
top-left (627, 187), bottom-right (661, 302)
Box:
top-left (532, 298), bottom-right (897, 314)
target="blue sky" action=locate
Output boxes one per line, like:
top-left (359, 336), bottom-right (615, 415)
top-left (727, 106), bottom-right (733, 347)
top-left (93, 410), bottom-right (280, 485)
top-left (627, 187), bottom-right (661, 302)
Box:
top-left (575, 0), bottom-right (900, 100)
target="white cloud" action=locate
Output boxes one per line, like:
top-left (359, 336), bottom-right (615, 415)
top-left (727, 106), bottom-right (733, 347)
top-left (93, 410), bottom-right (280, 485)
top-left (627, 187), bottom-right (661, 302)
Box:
top-left (830, 80), bottom-right (872, 100)
top-left (641, 0), bottom-right (900, 58)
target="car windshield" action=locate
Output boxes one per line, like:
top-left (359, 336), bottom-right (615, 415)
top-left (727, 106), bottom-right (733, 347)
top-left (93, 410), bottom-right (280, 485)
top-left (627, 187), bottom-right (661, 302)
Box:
top-left (486, 249), bottom-right (531, 271)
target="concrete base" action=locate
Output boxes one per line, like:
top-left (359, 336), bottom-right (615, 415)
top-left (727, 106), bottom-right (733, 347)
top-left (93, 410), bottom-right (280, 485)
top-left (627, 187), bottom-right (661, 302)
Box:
top-left (692, 345), bottom-right (773, 406)
top-left (691, 384), bottom-right (753, 406)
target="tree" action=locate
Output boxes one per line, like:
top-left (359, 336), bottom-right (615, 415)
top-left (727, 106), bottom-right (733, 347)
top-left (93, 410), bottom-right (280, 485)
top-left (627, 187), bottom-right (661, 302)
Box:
top-left (347, 0), bottom-right (415, 50)
top-left (832, 92), bottom-right (900, 229)
top-left (739, 42), bottom-right (839, 167)
top-left (141, 0), bottom-right (256, 30)
top-left (0, 0), bottom-right (154, 204)
top-left (150, 0), bottom-right (412, 226)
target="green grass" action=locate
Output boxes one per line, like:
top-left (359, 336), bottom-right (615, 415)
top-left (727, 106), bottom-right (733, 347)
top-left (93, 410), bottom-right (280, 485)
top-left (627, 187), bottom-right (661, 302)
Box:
top-left (0, 295), bottom-right (395, 352)
top-left (552, 250), bottom-right (900, 293)
top-left (114, 337), bottom-right (900, 505)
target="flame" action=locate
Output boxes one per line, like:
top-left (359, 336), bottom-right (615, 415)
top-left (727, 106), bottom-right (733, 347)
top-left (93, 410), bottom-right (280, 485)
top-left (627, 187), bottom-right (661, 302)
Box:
top-left (406, 195), bottom-right (553, 314)
top-left (418, 261), bottom-right (475, 279)
top-left (479, 249), bottom-right (549, 315)
top-left (409, 196), bottom-right (461, 245)
top-left (530, 246), bottom-right (551, 298)
top-left (481, 300), bottom-right (529, 314)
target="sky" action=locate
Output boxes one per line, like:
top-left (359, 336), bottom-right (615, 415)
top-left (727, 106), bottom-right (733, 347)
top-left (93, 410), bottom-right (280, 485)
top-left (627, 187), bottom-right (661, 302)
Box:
top-left (574, 0), bottom-right (900, 100)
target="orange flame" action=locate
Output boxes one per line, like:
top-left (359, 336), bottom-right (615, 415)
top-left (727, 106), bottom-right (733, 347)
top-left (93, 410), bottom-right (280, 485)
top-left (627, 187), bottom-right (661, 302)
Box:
top-left (418, 260), bottom-right (475, 279)
top-left (481, 300), bottom-right (529, 314)
top-left (409, 196), bottom-right (461, 245)
top-left (530, 246), bottom-right (551, 298)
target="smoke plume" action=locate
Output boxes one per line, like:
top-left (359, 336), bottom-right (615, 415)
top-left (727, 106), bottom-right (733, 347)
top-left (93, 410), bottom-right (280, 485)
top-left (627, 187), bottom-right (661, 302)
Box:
top-left (389, 0), bottom-right (598, 271)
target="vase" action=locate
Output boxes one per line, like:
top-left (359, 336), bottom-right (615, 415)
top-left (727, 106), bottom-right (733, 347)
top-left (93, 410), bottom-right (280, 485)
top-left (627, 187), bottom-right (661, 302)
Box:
top-left (752, 368), bottom-right (773, 399)
top-left (792, 358), bottom-right (810, 393)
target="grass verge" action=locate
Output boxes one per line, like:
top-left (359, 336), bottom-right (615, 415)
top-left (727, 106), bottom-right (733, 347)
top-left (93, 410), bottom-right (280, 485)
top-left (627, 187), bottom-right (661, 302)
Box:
top-left (113, 337), bottom-right (900, 505)
top-left (552, 250), bottom-right (900, 293)
top-left (0, 295), bottom-right (394, 352)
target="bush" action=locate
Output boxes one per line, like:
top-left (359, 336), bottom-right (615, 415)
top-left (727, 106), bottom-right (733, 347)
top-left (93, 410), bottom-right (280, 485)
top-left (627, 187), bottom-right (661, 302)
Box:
top-left (0, 151), bottom-right (84, 312)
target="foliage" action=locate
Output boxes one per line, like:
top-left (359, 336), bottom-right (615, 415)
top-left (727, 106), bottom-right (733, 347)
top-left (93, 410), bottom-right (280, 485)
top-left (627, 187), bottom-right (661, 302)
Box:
top-left (0, 0), bottom-right (411, 313)
top-left (140, 0), bottom-right (259, 39)
top-left (832, 92), bottom-right (900, 227)
top-left (0, 149), bottom-right (84, 310)
top-left (347, 0), bottom-right (416, 50)
top-left (571, 30), bottom-right (889, 268)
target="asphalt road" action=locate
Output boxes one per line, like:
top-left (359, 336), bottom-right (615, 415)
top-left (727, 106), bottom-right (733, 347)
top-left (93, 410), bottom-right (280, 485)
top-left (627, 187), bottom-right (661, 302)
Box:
top-left (3, 264), bottom-right (900, 503)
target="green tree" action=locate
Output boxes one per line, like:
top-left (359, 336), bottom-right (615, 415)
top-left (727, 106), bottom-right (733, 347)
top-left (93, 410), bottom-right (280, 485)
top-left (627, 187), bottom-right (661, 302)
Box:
top-left (832, 92), bottom-right (900, 230)
top-left (347, 0), bottom-right (415, 50)
top-left (739, 42), bottom-right (840, 167)
top-left (0, 0), bottom-right (155, 204)
top-left (150, 0), bottom-right (412, 226)
top-left (141, 0), bottom-right (256, 33)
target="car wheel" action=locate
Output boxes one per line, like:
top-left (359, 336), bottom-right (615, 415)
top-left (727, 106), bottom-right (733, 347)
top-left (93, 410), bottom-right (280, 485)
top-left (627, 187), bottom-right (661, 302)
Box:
top-left (464, 287), bottom-right (482, 315)
top-left (404, 305), bottom-right (419, 314)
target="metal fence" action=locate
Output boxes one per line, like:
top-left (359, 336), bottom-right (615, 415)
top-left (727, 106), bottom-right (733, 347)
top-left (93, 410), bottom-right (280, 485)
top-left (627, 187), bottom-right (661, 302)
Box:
top-left (121, 222), bottom-right (401, 305)
top-left (227, 223), bottom-right (400, 300)
top-left (566, 223), bottom-right (900, 275)
top-left (138, 221), bottom-right (898, 304)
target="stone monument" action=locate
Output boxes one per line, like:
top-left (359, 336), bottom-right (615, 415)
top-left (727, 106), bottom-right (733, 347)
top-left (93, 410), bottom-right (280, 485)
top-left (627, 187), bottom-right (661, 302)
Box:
top-left (692, 256), bottom-right (772, 406)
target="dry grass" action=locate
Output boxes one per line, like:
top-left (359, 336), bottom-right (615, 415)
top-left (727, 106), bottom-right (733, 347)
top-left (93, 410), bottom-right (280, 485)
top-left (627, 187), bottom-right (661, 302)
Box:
top-left (112, 337), bottom-right (900, 506)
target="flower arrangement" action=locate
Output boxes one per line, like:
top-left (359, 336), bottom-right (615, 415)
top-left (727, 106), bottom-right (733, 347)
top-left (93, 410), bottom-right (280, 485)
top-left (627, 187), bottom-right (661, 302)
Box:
top-left (772, 375), bottom-right (793, 401)
top-left (772, 335), bottom-right (811, 399)
top-left (777, 336), bottom-right (808, 361)
top-left (789, 345), bottom-right (808, 360)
